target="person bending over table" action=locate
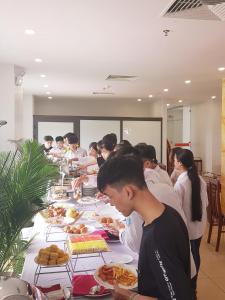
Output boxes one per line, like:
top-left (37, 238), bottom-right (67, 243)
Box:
top-left (64, 133), bottom-right (87, 164)
top-left (97, 155), bottom-right (194, 300)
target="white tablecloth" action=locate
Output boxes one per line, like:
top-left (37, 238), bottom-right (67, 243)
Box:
top-left (21, 200), bottom-right (138, 292)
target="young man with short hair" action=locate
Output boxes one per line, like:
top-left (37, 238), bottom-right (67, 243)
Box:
top-left (41, 135), bottom-right (53, 154)
top-left (97, 155), bottom-right (194, 300)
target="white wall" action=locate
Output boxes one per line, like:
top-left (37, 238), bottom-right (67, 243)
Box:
top-left (149, 100), bottom-right (167, 164)
top-left (23, 94), bottom-right (33, 140)
top-left (167, 108), bottom-right (183, 145)
top-left (0, 64), bottom-right (16, 151)
top-left (34, 97), bottom-right (152, 117)
top-left (191, 100), bottom-right (221, 174)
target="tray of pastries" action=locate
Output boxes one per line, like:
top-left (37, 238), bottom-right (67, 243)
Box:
top-left (35, 244), bottom-right (70, 266)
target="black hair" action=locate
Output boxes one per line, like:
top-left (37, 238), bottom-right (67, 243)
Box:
top-left (108, 145), bottom-right (140, 160)
top-left (110, 133), bottom-right (117, 145)
top-left (55, 136), bottom-right (63, 142)
top-left (89, 142), bottom-right (98, 152)
top-left (63, 132), bottom-right (74, 139)
top-left (44, 135), bottom-right (53, 142)
top-left (97, 155), bottom-right (147, 193)
top-left (101, 133), bottom-right (117, 152)
top-left (67, 133), bottom-right (79, 145)
top-left (134, 144), bottom-right (158, 164)
top-left (169, 147), bottom-right (182, 163)
top-left (176, 149), bottom-right (202, 222)
top-left (120, 140), bottom-right (132, 147)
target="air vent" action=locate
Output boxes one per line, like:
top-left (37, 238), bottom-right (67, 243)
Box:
top-left (92, 92), bottom-right (114, 95)
top-left (106, 75), bottom-right (138, 81)
top-left (164, 0), bottom-right (225, 20)
top-left (167, 0), bottom-right (202, 13)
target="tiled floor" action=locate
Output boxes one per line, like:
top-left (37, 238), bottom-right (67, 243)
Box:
top-left (198, 228), bottom-right (225, 300)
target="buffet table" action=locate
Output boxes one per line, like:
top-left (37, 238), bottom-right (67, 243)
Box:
top-left (21, 198), bottom-right (138, 298)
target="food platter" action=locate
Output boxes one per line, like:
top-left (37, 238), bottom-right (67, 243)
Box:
top-left (45, 216), bottom-right (75, 227)
top-left (34, 256), bottom-right (69, 267)
top-left (64, 224), bottom-right (96, 235)
top-left (77, 197), bottom-right (100, 205)
top-left (94, 264), bottom-right (137, 290)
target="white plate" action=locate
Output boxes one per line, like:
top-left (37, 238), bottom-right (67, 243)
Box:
top-left (77, 197), bottom-right (100, 205)
top-left (47, 216), bottom-right (75, 227)
top-left (94, 264), bottom-right (138, 290)
top-left (108, 254), bottom-right (133, 264)
top-left (65, 225), bottom-right (96, 235)
top-left (84, 291), bottom-right (111, 298)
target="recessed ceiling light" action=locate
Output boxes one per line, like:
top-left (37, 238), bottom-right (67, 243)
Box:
top-left (43, 84), bottom-right (48, 88)
top-left (46, 91), bottom-right (51, 95)
top-left (178, 100), bottom-right (183, 103)
top-left (218, 67), bottom-right (225, 72)
top-left (148, 94), bottom-right (153, 98)
top-left (163, 88), bottom-right (169, 92)
top-left (40, 74), bottom-right (46, 78)
top-left (211, 96), bottom-right (216, 99)
top-left (48, 96), bottom-right (53, 100)
top-left (34, 58), bottom-right (42, 63)
top-left (167, 103), bottom-right (170, 107)
top-left (137, 98), bottom-right (142, 102)
top-left (24, 29), bottom-right (35, 35)
top-left (185, 80), bottom-right (191, 84)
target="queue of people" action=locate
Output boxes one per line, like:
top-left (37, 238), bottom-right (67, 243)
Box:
top-left (41, 131), bottom-right (208, 300)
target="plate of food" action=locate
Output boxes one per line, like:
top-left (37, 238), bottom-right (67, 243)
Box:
top-left (64, 224), bottom-right (95, 235)
top-left (51, 186), bottom-right (70, 201)
top-left (77, 197), bottom-right (100, 205)
top-left (41, 206), bottom-right (82, 222)
top-left (34, 244), bottom-right (70, 266)
top-left (94, 264), bottom-right (138, 289)
top-left (46, 216), bottom-right (75, 227)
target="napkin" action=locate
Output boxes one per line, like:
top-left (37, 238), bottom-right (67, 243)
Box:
top-left (72, 275), bottom-right (110, 296)
top-left (36, 284), bottom-right (65, 300)
top-left (91, 229), bottom-right (109, 240)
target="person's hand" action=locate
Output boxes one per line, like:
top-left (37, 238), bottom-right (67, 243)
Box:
top-left (111, 283), bottom-right (134, 300)
top-left (71, 175), bottom-right (88, 189)
top-left (107, 220), bottom-right (125, 236)
top-left (78, 164), bottom-right (86, 170)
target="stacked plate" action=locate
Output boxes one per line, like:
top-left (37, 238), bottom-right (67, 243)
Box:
top-left (82, 185), bottom-right (98, 197)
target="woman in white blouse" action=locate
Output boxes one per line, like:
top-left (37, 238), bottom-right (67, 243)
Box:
top-left (174, 148), bottom-right (208, 295)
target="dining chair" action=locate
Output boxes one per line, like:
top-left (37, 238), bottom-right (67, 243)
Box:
top-left (207, 178), bottom-right (225, 251)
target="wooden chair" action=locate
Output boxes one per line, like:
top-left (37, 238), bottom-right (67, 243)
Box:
top-left (207, 179), bottom-right (225, 251)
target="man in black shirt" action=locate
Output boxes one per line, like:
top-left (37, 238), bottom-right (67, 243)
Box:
top-left (41, 135), bottom-right (53, 154)
top-left (97, 155), bottom-right (194, 300)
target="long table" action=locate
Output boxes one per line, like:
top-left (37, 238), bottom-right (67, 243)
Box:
top-left (21, 199), bottom-right (138, 296)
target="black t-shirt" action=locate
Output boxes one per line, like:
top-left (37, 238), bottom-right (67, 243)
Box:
top-left (138, 205), bottom-right (194, 300)
top-left (41, 144), bottom-right (53, 154)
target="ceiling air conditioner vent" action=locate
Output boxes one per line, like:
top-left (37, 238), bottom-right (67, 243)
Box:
top-left (106, 75), bottom-right (138, 81)
top-left (92, 92), bottom-right (114, 95)
top-left (164, 0), bottom-right (225, 20)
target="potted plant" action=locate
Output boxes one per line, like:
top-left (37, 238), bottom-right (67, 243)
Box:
top-left (0, 140), bottom-right (58, 274)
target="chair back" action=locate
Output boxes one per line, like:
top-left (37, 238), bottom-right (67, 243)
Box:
top-left (208, 178), bottom-right (222, 222)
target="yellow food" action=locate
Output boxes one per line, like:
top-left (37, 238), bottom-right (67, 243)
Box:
top-left (66, 208), bottom-right (79, 219)
top-left (36, 244), bottom-right (69, 266)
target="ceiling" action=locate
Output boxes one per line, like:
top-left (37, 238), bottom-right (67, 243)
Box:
top-left (0, 0), bottom-right (224, 106)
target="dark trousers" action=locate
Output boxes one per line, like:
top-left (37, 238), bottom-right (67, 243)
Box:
top-left (190, 237), bottom-right (202, 299)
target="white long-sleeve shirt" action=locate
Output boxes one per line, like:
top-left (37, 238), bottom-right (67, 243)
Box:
top-left (174, 171), bottom-right (208, 240)
top-left (144, 168), bottom-right (160, 186)
top-left (154, 165), bottom-right (173, 186)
